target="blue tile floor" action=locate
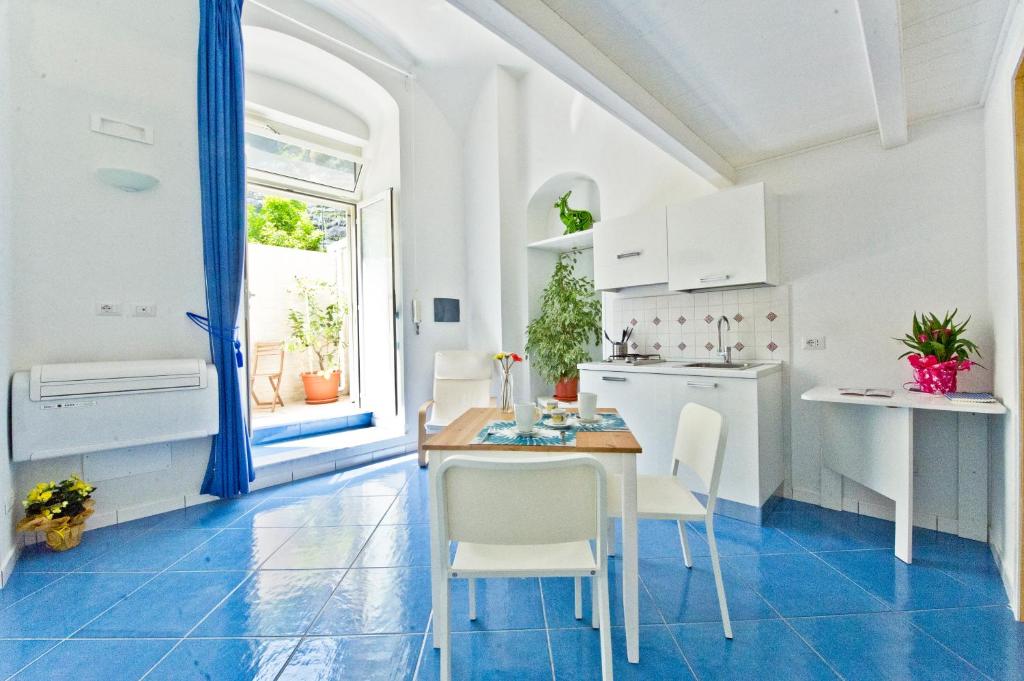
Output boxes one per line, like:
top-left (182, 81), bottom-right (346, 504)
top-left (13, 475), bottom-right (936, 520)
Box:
top-left (2, 456), bottom-right (1021, 680)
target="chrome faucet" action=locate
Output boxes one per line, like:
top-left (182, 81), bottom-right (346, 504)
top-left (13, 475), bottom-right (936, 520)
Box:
top-left (717, 316), bottom-right (733, 365)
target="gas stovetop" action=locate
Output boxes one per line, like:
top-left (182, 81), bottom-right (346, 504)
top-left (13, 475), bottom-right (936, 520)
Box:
top-left (604, 353), bottom-right (665, 366)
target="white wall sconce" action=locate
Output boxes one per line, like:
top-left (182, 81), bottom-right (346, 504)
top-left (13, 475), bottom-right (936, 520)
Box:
top-left (96, 167), bottom-right (160, 192)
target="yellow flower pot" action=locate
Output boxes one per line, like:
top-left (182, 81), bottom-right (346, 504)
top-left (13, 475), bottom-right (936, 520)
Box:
top-left (17, 499), bottom-right (95, 552)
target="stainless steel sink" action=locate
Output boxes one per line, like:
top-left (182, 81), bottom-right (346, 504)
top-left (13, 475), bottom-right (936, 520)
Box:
top-left (674, 362), bottom-right (762, 370)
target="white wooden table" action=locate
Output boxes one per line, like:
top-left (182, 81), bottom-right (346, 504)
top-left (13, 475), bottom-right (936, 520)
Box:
top-left (801, 387), bottom-right (1006, 563)
top-left (425, 407), bottom-right (643, 663)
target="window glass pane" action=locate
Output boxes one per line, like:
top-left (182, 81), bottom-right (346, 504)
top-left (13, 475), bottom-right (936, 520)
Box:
top-left (245, 132), bottom-right (360, 192)
top-left (246, 188), bottom-right (351, 252)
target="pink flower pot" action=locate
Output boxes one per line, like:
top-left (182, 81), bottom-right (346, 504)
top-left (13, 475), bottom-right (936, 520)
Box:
top-left (907, 355), bottom-right (967, 394)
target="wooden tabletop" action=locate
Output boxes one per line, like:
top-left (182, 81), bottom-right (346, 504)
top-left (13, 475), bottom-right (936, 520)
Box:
top-left (425, 407), bottom-right (642, 454)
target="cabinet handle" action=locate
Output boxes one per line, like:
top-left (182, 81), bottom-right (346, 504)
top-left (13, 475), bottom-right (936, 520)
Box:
top-left (617, 251), bottom-right (642, 260)
top-left (686, 380), bottom-right (717, 389)
top-left (601, 376), bottom-right (627, 382)
top-left (699, 274), bottom-right (730, 283)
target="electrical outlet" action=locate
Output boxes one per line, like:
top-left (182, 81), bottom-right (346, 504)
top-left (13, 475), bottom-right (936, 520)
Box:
top-left (132, 303), bottom-right (157, 317)
top-left (95, 302), bottom-right (122, 316)
top-left (802, 336), bottom-right (826, 350)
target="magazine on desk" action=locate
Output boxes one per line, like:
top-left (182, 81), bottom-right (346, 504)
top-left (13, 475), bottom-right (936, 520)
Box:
top-left (838, 387), bottom-right (895, 398)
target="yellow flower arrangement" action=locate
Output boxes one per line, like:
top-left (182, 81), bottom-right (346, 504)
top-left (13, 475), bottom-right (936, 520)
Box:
top-left (18, 475), bottom-right (96, 551)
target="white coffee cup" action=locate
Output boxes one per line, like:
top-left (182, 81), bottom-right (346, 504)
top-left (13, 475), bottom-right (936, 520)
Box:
top-left (578, 392), bottom-right (598, 421)
top-left (514, 403), bottom-right (540, 433)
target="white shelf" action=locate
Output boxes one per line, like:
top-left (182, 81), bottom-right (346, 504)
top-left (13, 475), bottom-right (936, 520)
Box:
top-left (526, 229), bottom-right (593, 253)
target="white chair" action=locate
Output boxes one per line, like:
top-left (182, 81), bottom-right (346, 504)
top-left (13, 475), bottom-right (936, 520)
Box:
top-left (598, 402), bottom-right (733, 638)
top-left (418, 351), bottom-right (494, 467)
top-left (434, 455), bottom-right (613, 681)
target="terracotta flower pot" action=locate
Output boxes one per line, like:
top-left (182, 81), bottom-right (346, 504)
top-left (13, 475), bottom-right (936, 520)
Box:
top-left (301, 370), bottom-right (341, 404)
top-left (554, 376), bottom-right (579, 402)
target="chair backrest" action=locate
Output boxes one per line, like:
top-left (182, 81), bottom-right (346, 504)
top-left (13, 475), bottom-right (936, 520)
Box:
top-left (252, 341), bottom-right (284, 376)
top-left (671, 402), bottom-right (728, 511)
top-left (431, 351), bottom-right (493, 423)
top-left (435, 455), bottom-right (607, 550)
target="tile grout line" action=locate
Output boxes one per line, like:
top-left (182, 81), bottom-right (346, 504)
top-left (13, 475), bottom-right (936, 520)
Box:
top-left (901, 615), bottom-right (997, 680)
top-left (535, 578), bottom-right (558, 681)
top-left (637, 561), bottom-right (702, 681)
top-left (411, 611), bottom-right (434, 681)
top-left (269, 475), bottom-right (407, 681)
top-left (6, 519), bottom-right (236, 681)
top-left (136, 521), bottom-right (309, 680)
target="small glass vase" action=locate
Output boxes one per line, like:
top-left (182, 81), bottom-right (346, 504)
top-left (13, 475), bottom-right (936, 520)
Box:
top-left (499, 370), bottom-right (514, 413)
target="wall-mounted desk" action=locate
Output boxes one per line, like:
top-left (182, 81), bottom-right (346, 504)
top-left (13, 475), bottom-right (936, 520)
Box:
top-left (801, 387), bottom-right (1006, 564)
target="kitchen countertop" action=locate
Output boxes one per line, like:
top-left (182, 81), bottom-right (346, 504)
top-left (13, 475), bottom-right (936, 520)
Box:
top-left (577, 360), bottom-right (782, 379)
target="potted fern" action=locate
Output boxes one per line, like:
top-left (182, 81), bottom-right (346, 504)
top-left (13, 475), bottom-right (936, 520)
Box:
top-left (286, 277), bottom-right (348, 404)
top-left (526, 251), bottom-right (602, 400)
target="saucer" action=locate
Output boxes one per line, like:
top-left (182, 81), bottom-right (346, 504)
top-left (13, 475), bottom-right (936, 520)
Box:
top-left (515, 427), bottom-right (538, 437)
top-left (576, 415), bottom-right (603, 424)
top-left (545, 420), bottom-right (573, 430)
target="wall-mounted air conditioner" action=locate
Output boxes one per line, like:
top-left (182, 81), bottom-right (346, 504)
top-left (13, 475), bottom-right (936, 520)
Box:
top-left (12, 359), bottom-right (219, 462)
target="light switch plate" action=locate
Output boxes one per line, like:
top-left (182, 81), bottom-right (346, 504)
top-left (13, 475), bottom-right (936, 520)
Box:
top-left (802, 336), bottom-right (826, 350)
top-left (96, 302), bottom-right (122, 316)
top-left (132, 303), bottom-right (157, 317)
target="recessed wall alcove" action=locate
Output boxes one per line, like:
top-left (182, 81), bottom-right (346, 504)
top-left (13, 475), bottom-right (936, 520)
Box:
top-left (525, 172), bottom-right (602, 399)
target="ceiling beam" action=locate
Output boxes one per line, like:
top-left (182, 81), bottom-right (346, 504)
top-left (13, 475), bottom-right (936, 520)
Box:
top-left (448, 0), bottom-right (736, 188)
top-left (855, 0), bottom-right (908, 148)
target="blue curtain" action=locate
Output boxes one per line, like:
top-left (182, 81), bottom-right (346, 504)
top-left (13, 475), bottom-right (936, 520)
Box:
top-left (197, 0), bottom-right (253, 497)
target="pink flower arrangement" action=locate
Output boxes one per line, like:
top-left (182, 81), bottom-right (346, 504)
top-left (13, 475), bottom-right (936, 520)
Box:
top-left (897, 310), bottom-right (982, 394)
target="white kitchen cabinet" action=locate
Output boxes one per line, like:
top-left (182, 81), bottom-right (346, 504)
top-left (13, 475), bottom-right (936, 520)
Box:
top-left (580, 364), bottom-right (784, 521)
top-left (592, 204), bottom-right (668, 291)
top-left (579, 370), bottom-right (677, 475)
top-left (667, 182), bottom-right (779, 291)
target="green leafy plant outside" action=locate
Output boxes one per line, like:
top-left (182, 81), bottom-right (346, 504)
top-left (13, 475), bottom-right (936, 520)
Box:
top-left (896, 310), bottom-right (982, 363)
top-left (248, 196), bottom-right (324, 251)
top-left (526, 251), bottom-right (602, 383)
top-left (286, 277), bottom-right (349, 375)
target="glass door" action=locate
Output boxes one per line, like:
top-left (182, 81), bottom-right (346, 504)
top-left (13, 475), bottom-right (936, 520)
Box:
top-left (354, 189), bottom-right (399, 419)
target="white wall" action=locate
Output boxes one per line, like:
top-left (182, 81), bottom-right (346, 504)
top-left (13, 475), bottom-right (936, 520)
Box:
top-left (738, 108), bottom-right (993, 532)
top-left (462, 65), bottom-right (714, 396)
top-left (0, 0), bottom-right (17, 585)
top-left (463, 70), bottom-right (503, 354)
top-left (8, 1), bottom-right (214, 534)
top-left (983, 0), bottom-right (1023, 617)
top-left (246, 72), bottom-right (371, 143)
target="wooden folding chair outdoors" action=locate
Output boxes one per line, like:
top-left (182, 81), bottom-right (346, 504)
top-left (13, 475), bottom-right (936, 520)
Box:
top-left (251, 341), bottom-right (285, 411)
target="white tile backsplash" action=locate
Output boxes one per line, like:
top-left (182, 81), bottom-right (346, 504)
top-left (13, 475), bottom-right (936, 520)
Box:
top-left (609, 286), bottom-right (791, 361)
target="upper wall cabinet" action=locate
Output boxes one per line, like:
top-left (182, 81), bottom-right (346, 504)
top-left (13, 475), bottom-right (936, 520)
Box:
top-left (593, 204), bottom-right (668, 291)
top-left (667, 182), bottom-right (779, 291)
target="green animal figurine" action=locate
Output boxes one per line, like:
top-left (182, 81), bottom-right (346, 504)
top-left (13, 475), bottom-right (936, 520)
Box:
top-left (554, 191), bottom-right (594, 235)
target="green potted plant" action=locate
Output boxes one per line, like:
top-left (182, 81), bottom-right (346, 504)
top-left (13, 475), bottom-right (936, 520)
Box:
top-left (526, 251), bottom-right (602, 400)
top-left (896, 309), bottom-right (982, 394)
top-left (286, 277), bottom-right (348, 404)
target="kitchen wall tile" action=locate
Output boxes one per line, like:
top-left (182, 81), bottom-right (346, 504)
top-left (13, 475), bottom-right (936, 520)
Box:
top-left (607, 286), bottom-right (789, 361)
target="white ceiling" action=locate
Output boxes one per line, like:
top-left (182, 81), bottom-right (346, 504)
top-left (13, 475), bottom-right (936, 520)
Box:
top-left (535, 0), bottom-right (1011, 167)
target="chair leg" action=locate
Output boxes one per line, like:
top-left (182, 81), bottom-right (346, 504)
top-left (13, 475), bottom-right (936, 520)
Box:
top-left (606, 518), bottom-right (616, 556)
top-left (468, 578), bottom-right (477, 621)
top-left (706, 520), bottom-right (733, 639)
top-left (677, 519), bottom-right (693, 569)
top-left (439, 577), bottom-right (452, 681)
top-left (574, 576), bottom-right (583, 620)
top-left (591, 575), bottom-right (599, 629)
top-left (596, 570), bottom-right (614, 681)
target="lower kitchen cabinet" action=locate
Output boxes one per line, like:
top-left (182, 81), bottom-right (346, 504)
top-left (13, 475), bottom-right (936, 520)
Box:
top-left (579, 365), bottom-right (783, 522)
